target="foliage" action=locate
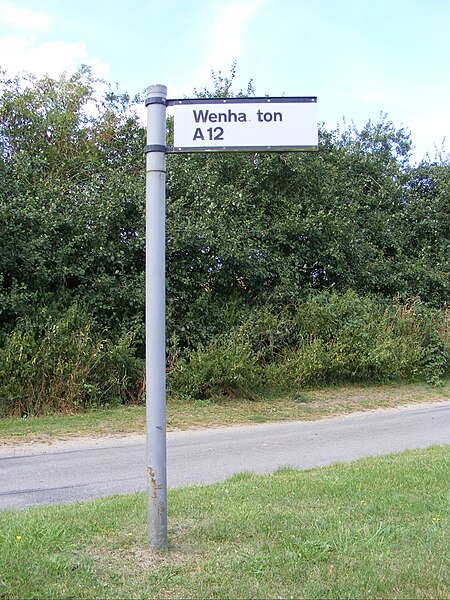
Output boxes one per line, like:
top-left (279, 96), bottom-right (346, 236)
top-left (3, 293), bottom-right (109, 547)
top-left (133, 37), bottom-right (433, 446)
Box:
top-left (0, 66), bottom-right (449, 413)
top-left (1, 291), bottom-right (447, 416)
top-left (168, 292), bottom-right (449, 401)
top-left (168, 326), bottom-right (262, 401)
top-left (165, 118), bottom-right (448, 348)
top-left (0, 306), bottom-right (143, 417)
top-left (263, 292), bottom-right (448, 388)
top-left (0, 67), bottom-right (145, 337)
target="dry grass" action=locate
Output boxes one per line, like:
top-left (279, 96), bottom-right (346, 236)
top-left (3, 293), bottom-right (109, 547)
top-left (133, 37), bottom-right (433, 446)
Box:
top-left (1, 380), bottom-right (448, 446)
top-left (167, 380), bottom-right (450, 428)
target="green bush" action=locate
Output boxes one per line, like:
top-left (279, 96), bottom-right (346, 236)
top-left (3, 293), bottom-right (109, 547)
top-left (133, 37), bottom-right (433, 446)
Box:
top-left (168, 327), bottom-right (262, 401)
top-left (1, 293), bottom-right (447, 414)
top-left (0, 306), bottom-right (143, 417)
top-left (418, 306), bottom-right (450, 385)
top-left (167, 292), bottom-right (448, 401)
top-left (265, 292), bottom-right (448, 388)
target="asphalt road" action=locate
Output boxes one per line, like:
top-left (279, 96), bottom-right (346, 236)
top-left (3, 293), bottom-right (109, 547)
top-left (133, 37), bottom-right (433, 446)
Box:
top-left (1, 401), bottom-right (449, 510)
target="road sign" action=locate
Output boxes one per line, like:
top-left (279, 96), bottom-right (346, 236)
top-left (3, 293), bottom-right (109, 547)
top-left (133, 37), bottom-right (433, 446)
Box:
top-left (167, 97), bottom-right (317, 153)
top-left (145, 89), bottom-right (318, 549)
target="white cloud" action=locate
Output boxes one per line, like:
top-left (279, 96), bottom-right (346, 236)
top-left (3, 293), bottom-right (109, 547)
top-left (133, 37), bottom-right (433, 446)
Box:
top-left (195, 0), bottom-right (264, 84)
top-left (0, 0), bottom-right (51, 33)
top-left (0, 1), bottom-right (109, 81)
top-left (0, 35), bottom-right (109, 79)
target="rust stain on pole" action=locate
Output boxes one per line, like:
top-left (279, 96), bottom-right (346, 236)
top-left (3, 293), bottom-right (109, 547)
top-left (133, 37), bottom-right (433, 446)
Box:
top-left (148, 466), bottom-right (162, 499)
top-left (148, 466), bottom-right (157, 498)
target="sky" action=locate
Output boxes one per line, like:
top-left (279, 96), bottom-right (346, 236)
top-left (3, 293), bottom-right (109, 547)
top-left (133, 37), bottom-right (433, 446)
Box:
top-left (0, 0), bottom-right (449, 162)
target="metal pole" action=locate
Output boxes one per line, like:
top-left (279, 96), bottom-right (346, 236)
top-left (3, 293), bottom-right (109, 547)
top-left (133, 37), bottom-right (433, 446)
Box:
top-left (145, 84), bottom-right (167, 549)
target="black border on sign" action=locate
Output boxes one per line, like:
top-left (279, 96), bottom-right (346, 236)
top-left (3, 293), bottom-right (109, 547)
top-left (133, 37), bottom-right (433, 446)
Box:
top-left (166, 145), bottom-right (318, 154)
top-left (166, 96), bottom-right (318, 153)
top-left (167, 96), bottom-right (316, 106)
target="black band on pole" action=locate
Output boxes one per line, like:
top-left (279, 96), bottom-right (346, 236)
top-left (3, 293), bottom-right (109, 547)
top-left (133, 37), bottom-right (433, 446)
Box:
top-left (145, 97), bottom-right (166, 106)
top-left (145, 144), bottom-right (167, 153)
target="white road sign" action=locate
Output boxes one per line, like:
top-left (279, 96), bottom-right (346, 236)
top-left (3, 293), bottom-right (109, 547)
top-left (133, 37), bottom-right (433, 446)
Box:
top-left (167, 97), bottom-right (318, 153)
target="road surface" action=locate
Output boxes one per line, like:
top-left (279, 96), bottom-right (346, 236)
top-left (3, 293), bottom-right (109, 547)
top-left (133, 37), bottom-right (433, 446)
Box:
top-left (1, 401), bottom-right (449, 510)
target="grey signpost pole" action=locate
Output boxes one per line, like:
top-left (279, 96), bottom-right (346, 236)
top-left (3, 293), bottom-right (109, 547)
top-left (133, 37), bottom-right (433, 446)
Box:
top-left (145, 84), bottom-right (168, 549)
top-left (143, 90), bottom-right (316, 549)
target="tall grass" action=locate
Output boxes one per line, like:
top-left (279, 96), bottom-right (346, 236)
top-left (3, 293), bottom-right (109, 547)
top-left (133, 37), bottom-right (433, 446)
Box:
top-left (265, 293), bottom-right (448, 387)
top-left (0, 306), bottom-right (143, 417)
top-left (1, 292), bottom-right (448, 416)
top-left (169, 292), bottom-right (449, 399)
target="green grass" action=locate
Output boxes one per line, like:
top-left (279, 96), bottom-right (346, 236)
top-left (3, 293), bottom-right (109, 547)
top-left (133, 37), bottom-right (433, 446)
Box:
top-left (1, 446), bottom-right (448, 599)
top-left (1, 380), bottom-right (449, 446)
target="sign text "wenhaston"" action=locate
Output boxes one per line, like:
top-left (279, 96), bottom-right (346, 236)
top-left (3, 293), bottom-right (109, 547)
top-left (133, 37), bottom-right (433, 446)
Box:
top-left (193, 109), bottom-right (283, 123)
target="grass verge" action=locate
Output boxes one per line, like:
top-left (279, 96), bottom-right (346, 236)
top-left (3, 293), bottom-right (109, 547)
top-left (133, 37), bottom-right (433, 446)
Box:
top-left (1, 446), bottom-right (448, 599)
top-left (0, 380), bottom-right (449, 446)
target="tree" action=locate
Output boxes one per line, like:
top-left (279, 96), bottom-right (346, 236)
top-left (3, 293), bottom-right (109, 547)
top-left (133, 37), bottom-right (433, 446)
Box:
top-left (1, 65), bottom-right (447, 354)
top-left (0, 67), bottom-right (146, 335)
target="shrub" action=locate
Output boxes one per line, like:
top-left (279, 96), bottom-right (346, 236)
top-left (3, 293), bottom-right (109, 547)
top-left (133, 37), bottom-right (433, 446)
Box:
top-left (1, 293), bottom-right (447, 413)
top-left (168, 327), bottom-right (262, 401)
top-left (265, 292), bottom-right (448, 388)
top-left (0, 306), bottom-right (143, 417)
top-left (417, 305), bottom-right (450, 385)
